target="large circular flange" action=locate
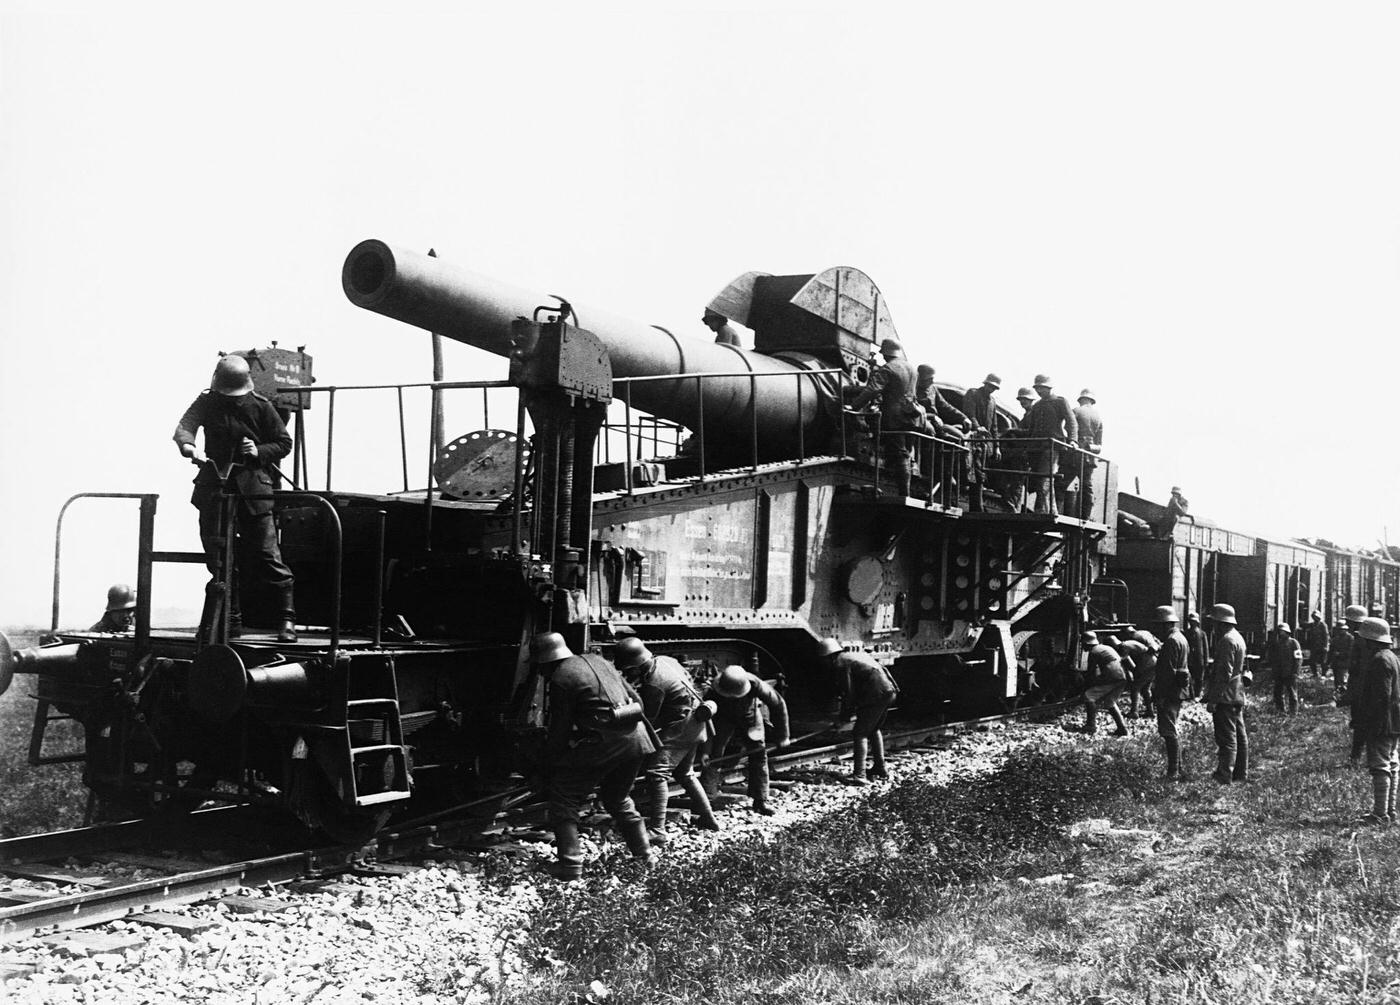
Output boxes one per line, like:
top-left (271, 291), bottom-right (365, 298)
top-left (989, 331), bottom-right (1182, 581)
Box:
top-left (0, 631), bottom-right (14, 698)
top-left (189, 644), bottom-right (249, 723)
top-left (843, 555), bottom-right (886, 607)
top-left (433, 429), bottom-right (529, 501)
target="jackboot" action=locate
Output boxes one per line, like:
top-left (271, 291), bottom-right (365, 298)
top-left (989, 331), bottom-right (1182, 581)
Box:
top-left (1107, 702), bottom-right (1129, 737)
top-left (851, 736), bottom-right (869, 785)
top-left (1390, 774), bottom-right (1398, 823)
top-left (1164, 738), bottom-right (1180, 780)
top-left (646, 774), bottom-right (670, 846)
top-left (275, 586), bottom-right (297, 643)
top-left (277, 619), bottom-right (299, 644)
top-left (680, 774), bottom-right (720, 831)
top-left (869, 731), bottom-right (888, 780)
top-left (548, 820), bottom-right (584, 879)
top-left (1082, 701), bottom-right (1098, 735)
top-left (1213, 748), bottom-right (1233, 785)
top-left (618, 816), bottom-right (655, 863)
top-left (1233, 730), bottom-right (1249, 782)
top-left (1364, 772), bottom-right (1391, 824)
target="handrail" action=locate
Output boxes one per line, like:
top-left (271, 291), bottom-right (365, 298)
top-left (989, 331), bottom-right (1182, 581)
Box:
top-left (51, 494), bottom-right (159, 657)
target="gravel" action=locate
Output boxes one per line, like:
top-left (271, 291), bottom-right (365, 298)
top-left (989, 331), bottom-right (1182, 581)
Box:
top-left (1, 704), bottom-right (1206, 1003)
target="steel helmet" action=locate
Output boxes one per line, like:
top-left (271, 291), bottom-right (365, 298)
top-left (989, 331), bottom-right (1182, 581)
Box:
top-left (818, 637), bottom-right (843, 657)
top-left (983, 373), bottom-right (1002, 388)
top-left (1277, 623), bottom-right (1292, 635)
top-left (1345, 604), bottom-right (1367, 624)
top-left (1153, 605), bottom-right (1178, 624)
top-left (614, 636), bottom-right (653, 670)
top-left (1371, 604), bottom-right (1385, 617)
top-left (1358, 617), bottom-right (1394, 644)
top-left (210, 355), bottom-right (254, 396)
top-left (531, 632), bottom-right (572, 664)
top-left (1032, 374), bottom-right (1053, 388)
top-left (1077, 388), bottom-right (1096, 403)
top-left (1016, 386), bottom-right (1035, 401)
top-left (714, 665), bottom-right (752, 698)
top-left (1208, 603), bottom-right (1237, 625)
top-left (1187, 611), bottom-right (1201, 623)
top-left (879, 338), bottom-right (903, 356)
top-left (1082, 630), bottom-right (1099, 645)
top-left (916, 363), bottom-right (935, 376)
top-left (105, 584), bottom-right (137, 612)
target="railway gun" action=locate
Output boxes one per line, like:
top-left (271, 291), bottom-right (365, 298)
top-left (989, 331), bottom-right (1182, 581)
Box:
top-left (0, 243), bottom-right (1120, 841)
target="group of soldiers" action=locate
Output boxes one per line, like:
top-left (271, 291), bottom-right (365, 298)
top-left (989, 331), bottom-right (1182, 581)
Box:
top-left (526, 631), bottom-right (898, 879)
top-left (848, 338), bottom-right (1104, 518)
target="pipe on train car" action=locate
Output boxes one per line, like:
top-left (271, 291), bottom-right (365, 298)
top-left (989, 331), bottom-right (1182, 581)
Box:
top-left (341, 240), bottom-right (838, 462)
top-left (0, 634), bottom-right (81, 697)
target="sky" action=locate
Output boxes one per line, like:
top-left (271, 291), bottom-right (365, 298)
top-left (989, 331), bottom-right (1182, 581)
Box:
top-left (2, 2), bottom-right (1398, 627)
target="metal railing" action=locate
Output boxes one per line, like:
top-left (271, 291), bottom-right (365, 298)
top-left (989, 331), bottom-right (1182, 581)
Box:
top-left (972, 435), bottom-right (1113, 525)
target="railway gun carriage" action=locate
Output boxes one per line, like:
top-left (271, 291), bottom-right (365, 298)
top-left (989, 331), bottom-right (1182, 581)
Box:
top-left (0, 243), bottom-right (1120, 840)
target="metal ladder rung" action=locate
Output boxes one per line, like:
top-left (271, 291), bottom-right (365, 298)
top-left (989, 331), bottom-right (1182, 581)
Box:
top-left (349, 743), bottom-right (403, 757)
top-left (354, 790), bottom-right (412, 807)
top-left (346, 698), bottom-right (399, 710)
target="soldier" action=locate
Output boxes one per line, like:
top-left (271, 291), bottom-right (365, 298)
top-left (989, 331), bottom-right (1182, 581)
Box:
top-left (1332, 608), bottom-right (1363, 705)
top-left (532, 632), bottom-right (655, 879)
top-left (1204, 603), bottom-right (1251, 784)
top-left (702, 308), bottom-right (741, 347)
top-left (1117, 630), bottom-right (1160, 720)
top-left (173, 355), bottom-right (297, 643)
top-left (820, 638), bottom-right (899, 785)
top-left (700, 665), bottom-right (790, 816)
top-left (1151, 606), bottom-right (1192, 779)
top-left (1184, 611), bottom-right (1210, 699)
top-left (1267, 623), bottom-right (1302, 714)
top-left (1080, 631), bottom-right (1130, 736)
top-left (614, 637), bottom-right (721, 841)
top-left (1342, 603), bottom-right (1368, 756)
top-left (913, 365), bottom-right (972, 436)
top-left (1057, 388), bottom-right (1102, 520)
top-left (1155, 486), bottom-right (1190, 539)
top-left (960, 373), bottom-right (1001, 432)
top-left (1305, 611), bottom-right (1330, 677)
top-left (850, 339), bottom-right (920, 498)
top-left (90, 584), bottom-right (137, 633)
top-left (1022, 375), bottom-right (1078, 516)
top-left (1014, 387), bottom-right (1036, 425)
top-left (1353, 617), bottom-right (1400, 824)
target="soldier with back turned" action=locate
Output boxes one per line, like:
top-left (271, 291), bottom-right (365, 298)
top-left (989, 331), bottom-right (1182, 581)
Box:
top-left (850, 339), bottom-right (920, 498)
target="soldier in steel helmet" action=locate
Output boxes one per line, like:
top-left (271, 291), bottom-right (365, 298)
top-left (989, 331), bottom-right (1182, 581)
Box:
top-left (1204, 602), bottom-right (1251, 784)
top-left (849, 338), bottom-right (921, 498)
top-left (531, 632), bottom-right (656, 879)
top-left (1116, 629), bottom-right (1161, 720)
top-left (1332, 606), bottom-right (1363, 706)
top-left (1305, 611), bottom-right (1330, 678)
top-left (1267, 622), bottom-right (1303, 714)
top-left (699, 664), bottom-right (790, 815)
top-left (173, 355), bottom-right (297, 643)
top-left (1079, 631), bottom-right (1130, 737)
top-left (90, 584), bottom-right (137, 633)
top-left (1353, 616), bottom-right (1400, 824)
top-left (1341, 603), bottom-right (1369, 757)
top-left (1021, 375), bottom-right (1078, 516)
top-left (1150, 606), bottom-right (1191, 779)
top-left (820, 638), bottom-right (899, 785)
top-left (1184, 611), bottom-right (1210, 699)
top-left (1056, 388), bottom-right (1102, 520)
top-left (614, 636), bottom-right (721, 841)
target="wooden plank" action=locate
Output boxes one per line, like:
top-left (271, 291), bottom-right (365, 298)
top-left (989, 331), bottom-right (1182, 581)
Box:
top-left (351, 862), bottom-right (421, 878)
top-left (128, 911), bottom-right (218, 936)
top-left (215, 894), bottom-right (294, 915)
top-left (37, 930), bottom-right (145, 957)
top-left (1, 865), bottom-right (111, 888)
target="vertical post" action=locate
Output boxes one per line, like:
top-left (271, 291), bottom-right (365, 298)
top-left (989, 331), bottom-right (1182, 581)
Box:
top-left (511, 396), bottom-right (527, 556)
top-left (396, 386), bottom-right (409, 493)
top-left (372, 510), bottom-right (386, 647)
top-left (482, 386), bottom-right (490, 431)
top-left (750, 372), bottom-right (759, 474)
top-left (796, 373), bottom-right (805, 464)
top-left (696, 376), bottom-right (706, 485)
top-left (623, 382), bottom-right (634, 496)
top-left (424, 385), bottom-right (438, 550)
top-left (325, 387), bottom-right (336, 491)
top-left (135, 495), bottom-right (156, 659)
top-left (839, 372), bottom-right (848, 458)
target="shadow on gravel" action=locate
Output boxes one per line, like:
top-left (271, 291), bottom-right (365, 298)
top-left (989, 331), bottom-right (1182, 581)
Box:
top-left (512, 742), bottom-right (1158, 1003)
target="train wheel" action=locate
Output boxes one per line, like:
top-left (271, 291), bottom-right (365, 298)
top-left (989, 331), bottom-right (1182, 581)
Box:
top-left (285, 756), bottom-right (391, 845)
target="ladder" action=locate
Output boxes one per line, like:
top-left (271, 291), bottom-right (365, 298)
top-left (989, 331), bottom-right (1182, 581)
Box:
top-left (342, 665), bottom-right (413, 808)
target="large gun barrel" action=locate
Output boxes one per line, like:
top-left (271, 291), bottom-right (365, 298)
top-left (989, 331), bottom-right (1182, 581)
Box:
top-left (342, 240), bottom-right (839, 462)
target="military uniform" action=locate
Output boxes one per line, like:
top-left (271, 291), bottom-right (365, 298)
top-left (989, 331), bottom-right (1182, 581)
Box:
top-left (1154, 626), bottom-right (1191, 777)
top-left (173, 390), bottom-right (295, 630)
top-left (832, 650), bottom-right (899, 781)
top-left (1081, 642), bottom-right (1129, 735)
top-left (543, 653), bottom-right (656, 874)
top-left (1331, 623), bottom-right (1354, 699)
top-left (1267, 631), bottom-right (1303, 714)
top-left (1205, 626), bottom-right (1250, 783)
top-left (630, 654), bottom-right (718, 835)
top-left (89, 612), bottom-right (132, 633)
top-left (852, 350), bottom-right (919, 498)
top-left (701, 671), bottom-right (789, 811)
top-left (1184, 620), bottom-right (1210, 698)
top-left (1305, 617), bottom-right (1330, 675)
top-left (1117, 637), bottom-right (1157, 719)
top-left (1022, 391), bottom-right (1078, 516)
top-left (1357, 643), bottom-right (1400, 822)
top-left (1058, 397), bottom-right (1102, 520)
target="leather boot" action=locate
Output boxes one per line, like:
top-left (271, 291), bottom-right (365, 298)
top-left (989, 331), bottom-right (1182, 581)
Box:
top-left (646, 775), bottom-right (670, 845)
top-left (1365, 773), bottom-right (1391, 824)
top-left (869, 731), bottom-right (888, 780)
top-left (1233, 729), bottom-right (1249, 782)
top-left (276, 587), bottom-right (297, 643)
top-left (548, 820), bottom-right (584, 879)
top-left (1164, 738), bottom-right (1180, 780)
top-left (1107, 702), bottom-right (1129, 737)
top-left (1083, 701), bottom-right (1098, 735)
top-left (618, 816), bottom-right (654, 863)
top-left (680, 774), bottom-right (720, 831)
top-left (851, 736), bottom-right (869, 785)
top-left (1213, 749), bottom-right (1233, 785)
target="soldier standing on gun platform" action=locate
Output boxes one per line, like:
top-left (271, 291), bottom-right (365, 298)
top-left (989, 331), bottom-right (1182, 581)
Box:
top-left (614, 637), bottom-right (721, 841)
top-left (90, 585), bottom-right (137, 633)
top-left (1184, 611), bottom-right (1210, 700)
top-left (531, 632), bottom-right (655, 879)
top-left (820, 638), bottom-right (899, 785)
top-left (1205, 603), bottom-right (1251, 784)
top-left (1268, 622), bottom-right (1303, 714)
top-left (1151, 606), bottom-right (1191, 779)
top-left (1022, 375), bottom-right (1078, 516)
top-left (1080, 631), bottom-right (1130, 737)
top-left (173, 355), bottom-right (297, 643)
top-left (701, 665), bottom-right (790, 816)
top-left (1354, 617), bottom-right (1400, 824)
top-left (850, 339), bottom-right (920, 499)
top-left (1058, 388), bottom-right (1102, 520)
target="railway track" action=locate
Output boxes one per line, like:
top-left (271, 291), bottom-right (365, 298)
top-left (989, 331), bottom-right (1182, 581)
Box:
top-left (1, 699), bottom-right (1074, 944)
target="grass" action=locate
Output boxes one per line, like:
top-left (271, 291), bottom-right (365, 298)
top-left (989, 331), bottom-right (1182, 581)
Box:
top-left (509, 673), bottom-right (1400, 1004)
top-left (0, 627), bottom-right (87, 837)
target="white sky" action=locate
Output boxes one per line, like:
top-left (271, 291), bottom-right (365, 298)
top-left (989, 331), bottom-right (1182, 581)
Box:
top-left (2, 2), bottom-right (1398, 628)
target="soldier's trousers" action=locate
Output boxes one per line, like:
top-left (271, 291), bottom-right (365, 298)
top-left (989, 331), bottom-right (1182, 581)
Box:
top-left (704, 717), bottom-right (769, 805)
top-left (1030, 449), bottom-right (1058, 515)
top-left (1212, 703), bottom-right (1248, 781)
top-left (197, 500), bottom-right (295, 620)
top-left (1273, 672), bottom-right (1299, 714)
top-left (546, 750), bottom-right (647, 826)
